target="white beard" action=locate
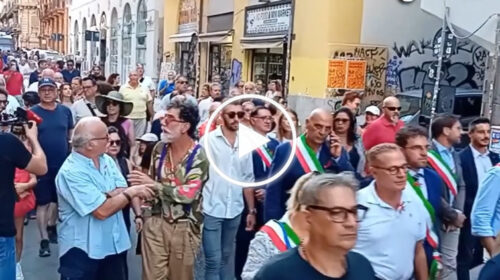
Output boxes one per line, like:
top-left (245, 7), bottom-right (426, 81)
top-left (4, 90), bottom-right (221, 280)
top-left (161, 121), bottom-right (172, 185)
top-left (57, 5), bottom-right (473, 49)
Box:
top-left (161, 132), bottom-right (175, 143)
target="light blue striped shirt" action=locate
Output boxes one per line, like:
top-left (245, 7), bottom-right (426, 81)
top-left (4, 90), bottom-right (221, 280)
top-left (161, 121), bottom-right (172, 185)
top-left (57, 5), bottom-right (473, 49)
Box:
top-left (471, 166), bottom-right (500, 238)
top-left (55, 152), bottom-right (131, 259)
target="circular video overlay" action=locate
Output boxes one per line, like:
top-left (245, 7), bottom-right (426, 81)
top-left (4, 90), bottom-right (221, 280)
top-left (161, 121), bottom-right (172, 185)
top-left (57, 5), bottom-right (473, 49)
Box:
top-left (203, 94), bottom-right (297, 188)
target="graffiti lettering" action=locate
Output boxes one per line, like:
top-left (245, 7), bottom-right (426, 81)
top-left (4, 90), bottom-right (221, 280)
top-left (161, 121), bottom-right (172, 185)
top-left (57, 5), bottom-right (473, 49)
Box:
top-left (392, 39), bottom-right (433, 58)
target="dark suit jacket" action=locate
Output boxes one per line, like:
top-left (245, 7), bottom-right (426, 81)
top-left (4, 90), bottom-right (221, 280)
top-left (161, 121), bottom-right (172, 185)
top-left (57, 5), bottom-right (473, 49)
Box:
top-left (264, 141), bottom-right (355, 222)
top-left (431, 142), bottom-right (466, 225)
top-left (421, 168), bottom-right (444, 267)
top-left (252, 138), bottom-right (280, 181)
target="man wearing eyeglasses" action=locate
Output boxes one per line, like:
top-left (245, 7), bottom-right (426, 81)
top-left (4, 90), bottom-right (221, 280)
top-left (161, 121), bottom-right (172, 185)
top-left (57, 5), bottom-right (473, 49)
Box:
top-left (396, 126), bottom-right (444, 277)
top-left (354, 143), bottom-right (429, 280)
top-left (362, 96), bottom-right (404, 151)
top-left (71, 77), bottom-right (104, 124)
top-left (160, 75), bottom-right (197, 110)
top-left (255, 173), bottom-right (375, 280)
top-left (61, 59), bottom-right (81, 83)
top-left (202, 100), bottom-right (256, 280)
top-left (30, 78), bottom-right (74, 258)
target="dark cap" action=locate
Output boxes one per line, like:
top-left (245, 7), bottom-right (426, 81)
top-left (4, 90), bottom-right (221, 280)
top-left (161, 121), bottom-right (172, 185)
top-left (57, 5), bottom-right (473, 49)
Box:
top-left (38, 78), bottom-right (57, 89)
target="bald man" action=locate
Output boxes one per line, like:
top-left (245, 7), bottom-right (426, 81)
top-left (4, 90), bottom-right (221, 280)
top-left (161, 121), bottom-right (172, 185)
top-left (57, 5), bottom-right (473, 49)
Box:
top-left (55, 117), bottom-right (154, 280)
top-left (264, 108), bottom-right (355, 221)
top-left (362, 96), bottom-right (405, 151)
top-left (27, 68), bottom-right (61, 93)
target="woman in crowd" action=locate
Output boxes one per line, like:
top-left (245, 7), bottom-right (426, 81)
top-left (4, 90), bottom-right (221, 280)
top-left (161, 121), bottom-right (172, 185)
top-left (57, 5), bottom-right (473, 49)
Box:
top-left (332, 107), bottom-right (366, 176)
top-left (96, 91), bottom-right (135, 157)
top-left (265, 80), bottom-right (282, 99)
top-left (107, 73), bottom-right (121, 91)
top-left (241, 172), bottom-right (314, 280)
top-left (59, 83), bottom-right (73, 108)
top-left (276, 108), bottom-right (299, 142)
top-left (198, 83), bottom-right (211, 102)
top-left (13, 134), bottom-right (37, 280)
top-left (131, 133), bottom-right (159, 169)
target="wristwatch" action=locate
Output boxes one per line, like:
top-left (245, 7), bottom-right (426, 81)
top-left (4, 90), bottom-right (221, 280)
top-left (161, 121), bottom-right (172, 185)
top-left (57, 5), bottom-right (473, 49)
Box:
top-left (248, 208), bottom-right (257, 215)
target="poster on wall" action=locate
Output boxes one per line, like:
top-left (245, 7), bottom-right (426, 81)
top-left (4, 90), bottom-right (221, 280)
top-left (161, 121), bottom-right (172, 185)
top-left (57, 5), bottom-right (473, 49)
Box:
top-left (327, 60), bottom-right (347, 89)
top-left (178, 0), bottom-right (199, 34)
top-left (346, 61), bottom-right (367, 90)
top-left (490, 126), bottom-right (500, 154)
top-left (326, 59), bottom-right (366, 91)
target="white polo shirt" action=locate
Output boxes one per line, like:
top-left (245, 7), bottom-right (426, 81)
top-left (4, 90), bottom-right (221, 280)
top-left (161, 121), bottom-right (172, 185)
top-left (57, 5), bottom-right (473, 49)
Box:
top-left (353, 181), bottom-right (426, 280)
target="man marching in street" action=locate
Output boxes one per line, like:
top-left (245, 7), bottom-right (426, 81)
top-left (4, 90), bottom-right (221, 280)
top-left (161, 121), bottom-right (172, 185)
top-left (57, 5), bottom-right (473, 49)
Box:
top-left (127, 98), bottom-right (209, 280)
top-left (264, 108), bottom-right (355, 221)
top-left (396, 126), bottom-right (444, 278)
top-left (429, 114), bottom-right (467, 280)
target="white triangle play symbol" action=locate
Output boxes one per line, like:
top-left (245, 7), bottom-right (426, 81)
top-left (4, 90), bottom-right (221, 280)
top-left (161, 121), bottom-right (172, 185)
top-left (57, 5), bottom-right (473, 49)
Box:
top-left (238, 123), bottom-right (270, 158)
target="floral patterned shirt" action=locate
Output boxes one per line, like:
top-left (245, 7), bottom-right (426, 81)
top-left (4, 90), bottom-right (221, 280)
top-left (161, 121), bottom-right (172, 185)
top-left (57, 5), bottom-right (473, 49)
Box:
top-left (148, 141), bottom-right (209, 230)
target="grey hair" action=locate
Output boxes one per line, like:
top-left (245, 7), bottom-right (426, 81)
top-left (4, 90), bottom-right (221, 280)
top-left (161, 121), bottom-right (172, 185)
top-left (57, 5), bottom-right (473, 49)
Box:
top-left (71, 117), bottom-right (100, 149)
top-left (286, 172), bottom-right (317, 212)
top-left (297, 173), bottom-right (359, 207)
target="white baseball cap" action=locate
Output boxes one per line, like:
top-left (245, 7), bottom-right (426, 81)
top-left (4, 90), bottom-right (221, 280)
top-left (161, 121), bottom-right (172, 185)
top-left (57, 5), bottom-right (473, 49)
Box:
top-left (365, 106), bottom-right (381, 116)
top-left (138, 133), bottom-right (159, 142)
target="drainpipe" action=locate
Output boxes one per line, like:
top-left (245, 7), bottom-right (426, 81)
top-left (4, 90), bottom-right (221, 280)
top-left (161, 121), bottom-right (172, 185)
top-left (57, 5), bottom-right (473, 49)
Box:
top-left (489, 18), bottom-right (500, 153)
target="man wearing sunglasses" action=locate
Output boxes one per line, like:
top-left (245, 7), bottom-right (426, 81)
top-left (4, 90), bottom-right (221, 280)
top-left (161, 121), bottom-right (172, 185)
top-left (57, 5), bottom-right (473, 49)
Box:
top-left (202, 100), bottom-right (256, 280)
top-left (160, 75), bottom-right (197, 110)
top-left (61, 59), bottom-right (81, 83)
top-left (362, 96), bottom-right (404, 151)
top-left (255, 173), bottom-right (375, 279)
top-left (354, 143), bottom-right (428, 280)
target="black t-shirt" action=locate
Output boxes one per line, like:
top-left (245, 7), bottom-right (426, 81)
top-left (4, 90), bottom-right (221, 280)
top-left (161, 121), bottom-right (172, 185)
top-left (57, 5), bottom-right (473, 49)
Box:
top-left (0, 133), bottom-right (32, 237)
top-left (254, 247), bottom-right (375, 280)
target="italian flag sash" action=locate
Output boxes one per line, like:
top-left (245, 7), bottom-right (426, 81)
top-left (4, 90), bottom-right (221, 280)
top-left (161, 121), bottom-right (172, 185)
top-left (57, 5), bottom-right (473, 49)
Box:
top-left (296, 134), bottom-right (324, 173)
top-left (427, 150), bottom-right (458, 196)
top-left (255, 145), bottom-right (273, 168)
top-left (260, 219), bottom-right (300, 252)
top-left (407, 174), bottom-right (442, 280)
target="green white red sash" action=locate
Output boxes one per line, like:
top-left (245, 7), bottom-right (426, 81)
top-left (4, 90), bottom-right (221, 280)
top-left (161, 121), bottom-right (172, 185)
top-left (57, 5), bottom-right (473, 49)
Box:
top-left (296, 134), bottom-right (324, 173)
top-left (427, 150), bottom-right (458, 196)
top-left (407, 173), bottom-right (442, 280)
top-left (255, 145), bottom-right (273, 168)
top-left (260, 219), bottom-right (300, 252)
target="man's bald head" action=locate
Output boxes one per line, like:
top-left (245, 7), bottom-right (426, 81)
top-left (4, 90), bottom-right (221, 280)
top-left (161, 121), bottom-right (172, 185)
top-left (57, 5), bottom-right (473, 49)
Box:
top-left (305, 108), bottom-right (333, 146)
top-left (383, 96), bottom-right (400, 107)
top-left (72, 117), bottom-right (108, 150)
top-left (308, 108), bottom-right (333, 123)
top-left (41, 69), bottom-right (55, 79)
top-left (382, 96), bottom-right (401, 124)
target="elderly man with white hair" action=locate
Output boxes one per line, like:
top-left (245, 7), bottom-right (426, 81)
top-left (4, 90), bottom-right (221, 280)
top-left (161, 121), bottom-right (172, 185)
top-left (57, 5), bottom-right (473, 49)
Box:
top-left (55, 117), bottom-right (155, 280)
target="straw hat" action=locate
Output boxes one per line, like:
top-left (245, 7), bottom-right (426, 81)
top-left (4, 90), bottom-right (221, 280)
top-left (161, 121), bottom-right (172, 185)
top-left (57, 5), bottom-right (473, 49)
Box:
top-left (96, 91), bottom-right (133, 117)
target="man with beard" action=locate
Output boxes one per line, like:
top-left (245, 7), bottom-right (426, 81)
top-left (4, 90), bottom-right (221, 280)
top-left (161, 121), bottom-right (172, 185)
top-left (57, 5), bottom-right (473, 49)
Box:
top-left (202, 100), bottom-right (256, 280)
top-left (458, 118), bottom-right (499, 280)
top-left (362, 96), bottom-right (404, 151)
top-left (264, 108), bottom-right (354, 221)
top-left (430, 114), bottom-right (466, 280)
top-left (127, 98), bottom-right (209, 280)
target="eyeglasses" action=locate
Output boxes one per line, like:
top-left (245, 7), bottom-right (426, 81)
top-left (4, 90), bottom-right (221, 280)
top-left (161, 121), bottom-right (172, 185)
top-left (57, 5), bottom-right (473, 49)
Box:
top-left (91, 135), bottom-right (109, 142)
top-left (0, 100), bottom-right (8, 105)
top-left (82, 85), bottom-right (94, 89)
top-left (306, 204), bottom-right (368, 223)
top-left (109, 140), bottom-right (121, 146)
top-left (244, 87), bottom-right (255, 91)
top-left (225, 111), bottom-right (245, 119)
top-left (177, 80), bottom-right (188, 84)
top-left (252, 116), bottom-right (274, 122)
top-left (385, 106), bottom-right (402, 112)
top-left (162, 114), bottom-right (186, 125)
top-left (106, 101), bottom-right (119, 107)
top-left (334, 118), bottom-right (350, 124)
top-left (371, 164), bottom-right (409, 175)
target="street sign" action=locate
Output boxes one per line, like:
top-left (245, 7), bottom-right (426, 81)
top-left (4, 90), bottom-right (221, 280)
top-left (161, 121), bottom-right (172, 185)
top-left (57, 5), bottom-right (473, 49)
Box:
top-left (420, 83), bottom-right (456, 117)
top-left (433, 27), bottom-right (457, 59)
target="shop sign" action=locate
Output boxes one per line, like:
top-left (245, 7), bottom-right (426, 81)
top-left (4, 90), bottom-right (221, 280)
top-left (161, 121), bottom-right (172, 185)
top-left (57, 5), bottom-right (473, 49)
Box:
top-left (245, 2), bottom-right (291, 36)
top-left (490, 126), bottom-right (500, 154)
top-left (327, 59), bottom-right (366, 90)
top-left (178, 0), bottom-right (199, 34)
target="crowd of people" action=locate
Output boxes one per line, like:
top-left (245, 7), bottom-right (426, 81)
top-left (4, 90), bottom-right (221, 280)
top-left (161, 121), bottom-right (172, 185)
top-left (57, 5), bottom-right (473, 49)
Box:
top-left (0, 52), bottom-right (500, 280)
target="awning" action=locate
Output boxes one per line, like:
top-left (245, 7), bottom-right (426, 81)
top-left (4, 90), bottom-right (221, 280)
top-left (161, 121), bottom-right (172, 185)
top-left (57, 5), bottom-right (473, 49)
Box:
top-left (240, 35), bottom-right (287, 49)
top-left (198, 30), bottom-right (233, 43)
top-left (169, 32), bottom-right (197, 43)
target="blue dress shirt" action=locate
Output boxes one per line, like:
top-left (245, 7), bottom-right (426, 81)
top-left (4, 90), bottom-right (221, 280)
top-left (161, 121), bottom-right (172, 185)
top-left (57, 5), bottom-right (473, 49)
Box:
top-left (55, 152), bottom-right (131, 259)
top-left (471, 166), bottom-right (500, 238)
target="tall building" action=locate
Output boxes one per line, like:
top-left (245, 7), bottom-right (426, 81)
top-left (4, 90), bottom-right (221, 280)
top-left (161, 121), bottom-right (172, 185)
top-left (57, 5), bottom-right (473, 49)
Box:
top-left (0, 0), bottom-right (40, 49)
top-left (68, 0), bottom-right (165, 78)
top-left (39, 0), bottom-right (68, 54)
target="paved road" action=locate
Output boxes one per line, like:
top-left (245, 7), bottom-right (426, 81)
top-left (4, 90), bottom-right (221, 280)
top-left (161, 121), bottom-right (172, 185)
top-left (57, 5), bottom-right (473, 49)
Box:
top-left (20, 218), bottom-right (483, 280)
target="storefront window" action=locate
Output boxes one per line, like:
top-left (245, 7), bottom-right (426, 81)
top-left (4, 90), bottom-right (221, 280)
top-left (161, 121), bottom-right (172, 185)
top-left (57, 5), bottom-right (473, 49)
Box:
top-left (209, 44), bottom-right (232, 92)
top-left (110, 8), bottom-right (118, 74)
top-left (252, 48), bottom-right (284, 84)
top-left (122, 4), bottom-right (132, 79)
top-left (136, 0), bottom-right (147, 67)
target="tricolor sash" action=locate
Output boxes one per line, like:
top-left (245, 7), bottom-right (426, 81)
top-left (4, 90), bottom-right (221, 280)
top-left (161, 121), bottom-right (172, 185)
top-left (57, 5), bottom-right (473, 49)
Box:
top-left (260, 219), bottom-right (300, 252)
top-left (427, 150), bottom-right (458, 196)
top-left (255, 145), bottom-right (273, 168)
top-left (407, 173), bottom-right (442, 280)
top-left (296, 134), bottom-right (324, 173)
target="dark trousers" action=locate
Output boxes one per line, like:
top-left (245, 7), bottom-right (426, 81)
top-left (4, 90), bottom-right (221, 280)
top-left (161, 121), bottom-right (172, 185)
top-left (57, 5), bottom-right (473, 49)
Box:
top-left (479, 253), bottom-right (500, 280)
top-left (457, 219), bottom-right (484, 280)
top-left (59, 247), bottom-right (128, 280)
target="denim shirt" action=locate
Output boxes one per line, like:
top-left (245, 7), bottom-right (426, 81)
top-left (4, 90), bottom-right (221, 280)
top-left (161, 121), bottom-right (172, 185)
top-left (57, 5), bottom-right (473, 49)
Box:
top-left (55, 152), bottom-right (131, 259)
top-left (471, 166), bottom-right (500, 238)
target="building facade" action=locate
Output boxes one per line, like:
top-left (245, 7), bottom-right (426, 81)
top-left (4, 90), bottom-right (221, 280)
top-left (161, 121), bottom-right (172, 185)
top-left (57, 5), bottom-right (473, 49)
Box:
top-left (40, 0), bottom-right (68, 53)
top-left (68, 0), bottom-right (164, 80)
top-left (0, 0), bottom-right (40, 49)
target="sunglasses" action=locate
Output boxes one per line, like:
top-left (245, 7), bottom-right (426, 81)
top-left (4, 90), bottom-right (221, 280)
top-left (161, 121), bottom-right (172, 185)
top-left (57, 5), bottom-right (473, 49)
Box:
top-left (106, 101), bottom-right (119, 106)
top-left (109, 140), bottom-right (121, 146)
top-left (225, 111), bottom-right (245, 119)
top-left (334, 118), bottom-right (350, 124)
top-left (385, 106), bottom-right (401, 112)
top-left (177, 80), bottom-right (188, 84)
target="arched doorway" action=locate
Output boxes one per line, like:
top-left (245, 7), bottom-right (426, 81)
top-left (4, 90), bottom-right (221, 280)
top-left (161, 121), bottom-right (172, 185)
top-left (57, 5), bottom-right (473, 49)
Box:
top-left (121, 3), bottom-right (132, 79)
top-left (110, 8), bottom-right (119, 74)
top-left (136, 0), bottom-right (147, 67)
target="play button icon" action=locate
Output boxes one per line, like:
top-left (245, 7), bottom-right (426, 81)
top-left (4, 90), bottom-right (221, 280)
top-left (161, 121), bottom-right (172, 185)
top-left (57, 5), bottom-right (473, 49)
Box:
top-left (238, 123), bottom-right (270, 158)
